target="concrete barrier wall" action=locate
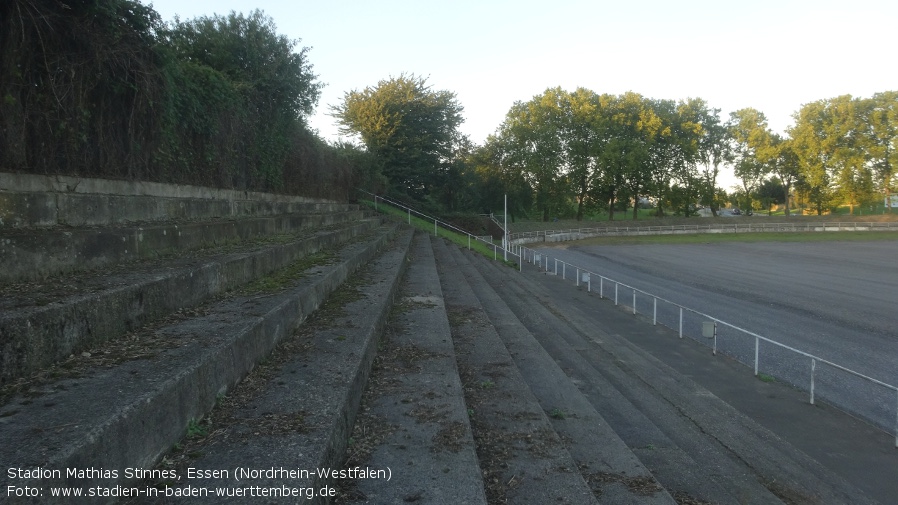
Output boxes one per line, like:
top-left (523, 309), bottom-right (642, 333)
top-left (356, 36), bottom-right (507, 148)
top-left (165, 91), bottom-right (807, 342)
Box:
top-left (511, 225), bottom-right (887, 245)
top-left (0, 172), bottom-right (341, 228)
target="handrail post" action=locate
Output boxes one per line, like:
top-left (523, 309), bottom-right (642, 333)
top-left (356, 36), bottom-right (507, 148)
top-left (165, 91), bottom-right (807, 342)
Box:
top-left (754, 336), bottom-right (759, 376)
top-left (810, 359), bottom-right (816, 405)
top-left (679, 307), bottom-right (683, 338)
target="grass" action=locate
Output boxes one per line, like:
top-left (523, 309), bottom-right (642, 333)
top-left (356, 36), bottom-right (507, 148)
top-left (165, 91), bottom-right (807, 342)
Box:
top-left (549, 408), bottom-right (566, 420)
top-left (362, 200), bottom-right (518, 267)
top-left (237, 250), bottom-right (334, 294)
top-left (186, 418), bottom-right (208, 438)
top-left (757, 373), bottom-right (776, 383)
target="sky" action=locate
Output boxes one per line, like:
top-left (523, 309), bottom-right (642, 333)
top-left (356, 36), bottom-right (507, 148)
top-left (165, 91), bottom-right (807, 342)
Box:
top-left (146, 0), bottom-right (898, 189)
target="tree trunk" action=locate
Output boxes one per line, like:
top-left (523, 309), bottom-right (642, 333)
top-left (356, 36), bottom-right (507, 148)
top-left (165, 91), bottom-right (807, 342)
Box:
top-left (608, 195), bottom-right (616, 221)
top-left (784, 181), bottom-right (791, 216)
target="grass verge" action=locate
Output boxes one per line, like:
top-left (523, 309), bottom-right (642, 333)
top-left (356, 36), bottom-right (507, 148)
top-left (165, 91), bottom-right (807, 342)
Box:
top-left (362, 200), bottom-right (518, 267)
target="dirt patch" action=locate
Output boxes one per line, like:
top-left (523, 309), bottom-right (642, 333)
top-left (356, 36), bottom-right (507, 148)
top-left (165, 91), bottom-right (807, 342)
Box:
top-left (670, 490), bottom-right (716, 505)
top-left (432, 421), bottom-right (467, 453)
top-left (584, 469), bottom-right (664, 497)
top-left (763, 478), bottom-right (821, 505)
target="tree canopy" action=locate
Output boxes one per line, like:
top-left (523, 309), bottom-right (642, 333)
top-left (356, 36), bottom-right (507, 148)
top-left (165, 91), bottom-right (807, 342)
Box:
top-left (331, 74), bottom-right (464, 201)
top-left (1, 1), bottom-right (353, 199)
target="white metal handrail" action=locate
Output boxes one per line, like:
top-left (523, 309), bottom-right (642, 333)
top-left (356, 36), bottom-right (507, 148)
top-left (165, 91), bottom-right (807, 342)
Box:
top-left (357, 189), bottom-right (522, 267)
top-left (512, 242), bottom-right (898, 448)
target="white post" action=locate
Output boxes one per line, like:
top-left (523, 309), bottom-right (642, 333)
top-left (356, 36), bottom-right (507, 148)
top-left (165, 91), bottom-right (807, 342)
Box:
top-left (679, 307), bottom-right (683, 338)
top-left (468, 234), bottom-right (471, 250)
top-left (408, 208), bottom-right (411, 224)
top-left (614, 283), bottom-right (619, 305)
top-left (576, 268), bottom-right (580, 286)
top-left (504, 194), bottom-right (508, 262)
top-left (434, 219), bottom-right (437, 237)
top-left (754, 337), bottom-right (759, 376)
top-left (810, 359), bottom-right (816, 405)
top-left (632, 289), bottom-right (636, 315)
top-left (653, 297), bottom-right (657, 325)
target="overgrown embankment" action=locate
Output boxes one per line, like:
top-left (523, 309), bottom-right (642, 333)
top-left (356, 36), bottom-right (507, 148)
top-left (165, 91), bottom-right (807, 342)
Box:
top-left (0, 0), bottom-right (358, 199)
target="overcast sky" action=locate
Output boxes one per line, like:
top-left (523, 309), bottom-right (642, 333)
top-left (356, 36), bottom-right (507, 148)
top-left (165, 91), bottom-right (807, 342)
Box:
top-left (146, 0), bottom-right (897, 188)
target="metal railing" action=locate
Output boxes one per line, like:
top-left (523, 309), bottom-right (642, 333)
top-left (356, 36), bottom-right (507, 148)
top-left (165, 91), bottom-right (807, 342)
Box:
top-left (358, 189), bottom-right (522, 267)
top-left (358, 191), bottom-right (897, 446)
top-left (510, 221), bottom-right (898, 243)
top-left (513, 242), bottom-right (898, 448)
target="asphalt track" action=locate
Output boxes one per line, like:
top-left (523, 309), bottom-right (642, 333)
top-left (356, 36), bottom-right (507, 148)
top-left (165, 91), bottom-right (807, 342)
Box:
top-left (534, 239), bottom-right (898, 432)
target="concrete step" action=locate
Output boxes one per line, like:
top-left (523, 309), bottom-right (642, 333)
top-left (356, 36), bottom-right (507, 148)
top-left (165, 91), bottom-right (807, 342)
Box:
top-left (474, 248), bottom-right (877, 504)
top-left (0, 209), bottom-right (370, 284)
top-left (122, 227), bottom-right (416, 504)
top-left (442, 243), bottom-right (676, 505)
top-left (0, 218), bottom-right (383, 383)
top-left (0, 224), bottom-right (407, 504)
top-left (338, 232), bottom-right (486, 504)
top-left (431, 238), bottom-right (599, 505)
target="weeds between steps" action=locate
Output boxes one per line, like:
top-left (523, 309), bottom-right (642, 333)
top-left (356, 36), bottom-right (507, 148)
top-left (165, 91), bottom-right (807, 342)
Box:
top-left (126, 265), bottom-right (376, 496)
top-left (0, 244), bottom-right (343, 409)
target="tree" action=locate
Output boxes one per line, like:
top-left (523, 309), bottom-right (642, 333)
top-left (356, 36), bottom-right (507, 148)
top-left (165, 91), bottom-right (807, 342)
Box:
top-left (331, 74), bottom-right (464, 200)
top-left (694, 102), bottom-right (732, 216)
top-left (494, 88), bottom-right (567, 221)
top-left (565, 88), bottom-right (602, 221)
top-left (863, 91), bottom-right (898, 212)
top-left (166, 10), bottom-right (323, 188)
top-left (757, 178), bottom-right (786, 215)
top-left (729, 108), bottom-right (774, 213)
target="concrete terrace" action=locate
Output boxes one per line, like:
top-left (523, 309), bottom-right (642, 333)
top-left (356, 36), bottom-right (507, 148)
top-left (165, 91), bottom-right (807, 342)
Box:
top-left (0, 174), bottom-right (893, 504)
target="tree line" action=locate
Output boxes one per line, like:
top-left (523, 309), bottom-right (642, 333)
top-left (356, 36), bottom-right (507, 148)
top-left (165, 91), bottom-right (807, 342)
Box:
top-left (337, 80), bottom-right (897, 219)
top-left (0, 0), bottom-right (356, 198)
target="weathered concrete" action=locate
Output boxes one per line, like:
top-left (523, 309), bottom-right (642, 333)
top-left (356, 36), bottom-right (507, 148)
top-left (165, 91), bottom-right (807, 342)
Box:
top-left (136, 228), bottom-right (415, 504)
top-left (0, 219), bottom-right (381, 382)
top-left (0, 224), bottom-right (408, 504)
top-left (445, 243), bottom-right (675, 504)
top-left (477, 248), bottom-right (878, 504)
top-left (0, 209), bottom-right (368, 284)
top-left (432, 238), bottom-right (599, 505)
top-left (0, 172), bottom-right (349, 228)
top-left (347, 233), bottom-right (487, 504)
top-left (511, 222), bottom-right (898, 244)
